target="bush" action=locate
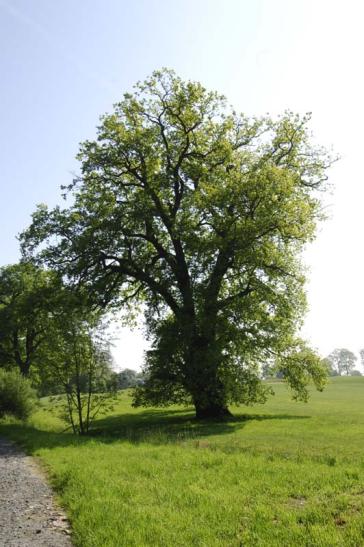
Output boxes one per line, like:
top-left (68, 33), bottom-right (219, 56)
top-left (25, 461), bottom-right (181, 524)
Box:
top-left (0, 369), bottom-right (37, 420)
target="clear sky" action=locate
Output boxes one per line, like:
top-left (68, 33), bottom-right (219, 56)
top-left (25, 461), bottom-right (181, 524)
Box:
top-left (1, 0), bottom-right (363, 370)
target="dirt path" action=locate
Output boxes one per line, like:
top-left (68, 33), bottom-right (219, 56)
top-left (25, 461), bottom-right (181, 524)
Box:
top-left (0, 437), bottom-right (72, 546)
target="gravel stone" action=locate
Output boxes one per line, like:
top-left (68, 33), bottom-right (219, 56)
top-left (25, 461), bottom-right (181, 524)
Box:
top-left (0, 437), bottom-right (72, 546)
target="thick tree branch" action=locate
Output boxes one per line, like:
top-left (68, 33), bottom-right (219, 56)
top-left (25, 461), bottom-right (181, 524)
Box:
top-left (217, 285), bottom-right (254, 309)
top-left (99, 252), bottom-right (180, 315)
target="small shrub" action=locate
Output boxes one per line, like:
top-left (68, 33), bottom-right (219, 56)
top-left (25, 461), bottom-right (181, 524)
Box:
top-left (0, 369), bottom-right (37, 420)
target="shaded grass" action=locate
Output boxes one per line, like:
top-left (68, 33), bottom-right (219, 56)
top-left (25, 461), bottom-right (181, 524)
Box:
top-left (2, 377), bottom-right (364, 545)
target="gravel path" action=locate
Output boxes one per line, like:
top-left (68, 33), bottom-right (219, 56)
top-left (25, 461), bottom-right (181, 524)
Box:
top-left (0, 437), bottom-right (72, 546)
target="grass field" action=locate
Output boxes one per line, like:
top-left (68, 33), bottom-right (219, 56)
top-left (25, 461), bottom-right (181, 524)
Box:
top-left (1, 377), bottom-right (364, 546)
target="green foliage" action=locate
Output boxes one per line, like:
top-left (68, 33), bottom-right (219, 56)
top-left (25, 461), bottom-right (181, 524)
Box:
top-left (0, 262), bottom-right (61, 377)
top-left (322, 357), bottom-right (339, 377)
top-left (44, 307), bottom-right (117, 435)
top-left (0, 368), bottom-right (37, 420)
top-left (21, 70), bottom-right (333, 417)
top-left (115, 368), bottom-right (144, 390)
top-left (276, 341), bottom-right (327, 401)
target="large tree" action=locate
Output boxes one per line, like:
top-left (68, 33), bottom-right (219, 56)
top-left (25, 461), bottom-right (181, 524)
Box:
top-left (21, 70), bottom-right (331, 418)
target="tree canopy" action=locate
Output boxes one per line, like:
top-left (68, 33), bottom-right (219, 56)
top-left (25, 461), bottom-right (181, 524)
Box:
top-left (0, 262), bottom-right (61, 377)
top-left (21, 69), bottom-right (332, 418)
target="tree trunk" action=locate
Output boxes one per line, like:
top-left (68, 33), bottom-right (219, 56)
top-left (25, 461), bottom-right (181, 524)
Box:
top-left (187, 333), bottom-right (233, 420)
top-left (12, 330), bottom-right (32, 377)
top-left (195, 401), bottom-right (232, 420)
top-left (19, 362), bottom-right (31, 377)
top-left (193, 380), bottom-right (232, 419)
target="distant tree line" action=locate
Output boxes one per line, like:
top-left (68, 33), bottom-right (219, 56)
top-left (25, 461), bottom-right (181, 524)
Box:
top-left (262, 348), bottom-right (363, 380)
top-left (113, 368), bottom-right (145, 390)
top-left (323, 348), bottom-right (363, 377)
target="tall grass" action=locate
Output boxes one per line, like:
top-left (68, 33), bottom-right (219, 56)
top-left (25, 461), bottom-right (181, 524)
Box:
top-left (1, 377), bottom-right (364, 546)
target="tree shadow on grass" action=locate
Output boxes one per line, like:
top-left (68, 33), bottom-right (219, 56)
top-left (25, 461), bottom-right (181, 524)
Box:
top-left (88, 408), bottom-right (311, 444)
top-left (0, 422), bottom-right (85, 456)
top-left (0, 409), bottom-right (310, 454)
top-left (235, 413), bottom-right (311, 422)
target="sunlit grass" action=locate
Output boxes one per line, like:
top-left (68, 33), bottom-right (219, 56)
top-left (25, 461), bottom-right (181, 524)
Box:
top-left (2, 377), bottom-right (364, 546)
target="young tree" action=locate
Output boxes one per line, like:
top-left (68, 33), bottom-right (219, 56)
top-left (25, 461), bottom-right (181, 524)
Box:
top-left (21, 70), bottom-right (332, 418)
top-left (45, 302), bottom-right (117, 435)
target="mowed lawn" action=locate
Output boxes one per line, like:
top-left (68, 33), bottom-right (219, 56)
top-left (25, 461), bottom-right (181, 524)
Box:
top-left (1, 377), bottom-right (364, 546)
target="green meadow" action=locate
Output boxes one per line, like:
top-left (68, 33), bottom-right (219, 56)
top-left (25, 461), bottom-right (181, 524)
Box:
top-left (1, 376), bottom-right (364, 546)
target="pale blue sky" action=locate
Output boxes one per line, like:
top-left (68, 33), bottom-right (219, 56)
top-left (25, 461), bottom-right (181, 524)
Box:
top-left (1, 0), bottom-right (363, 367)
top-left (0, 0), bottom-right (264, 262)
